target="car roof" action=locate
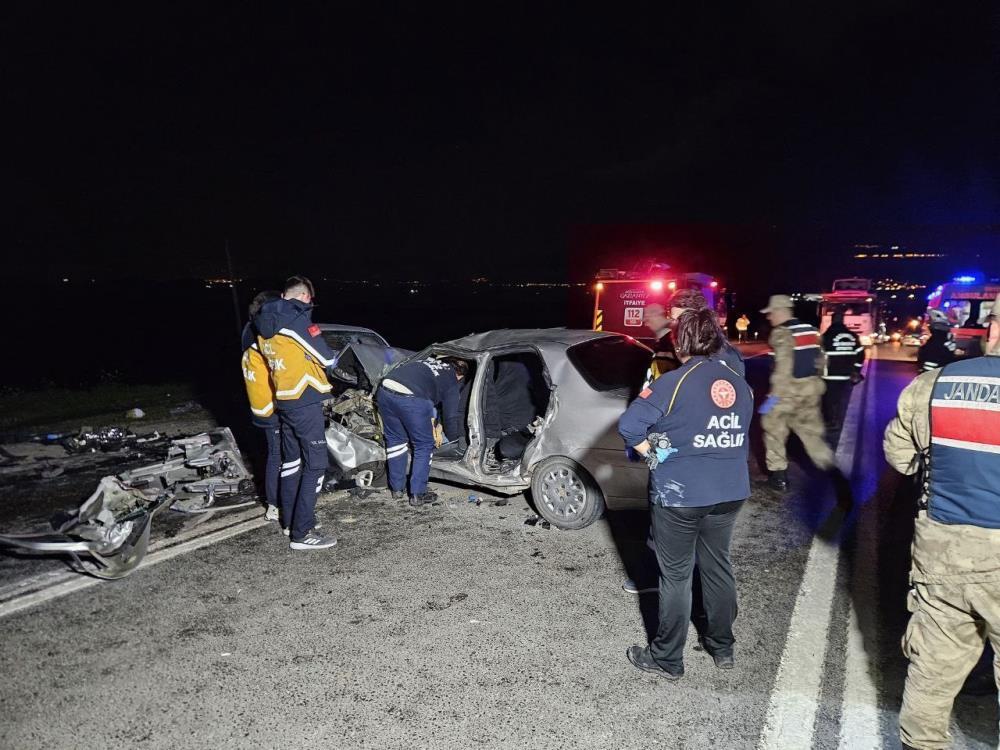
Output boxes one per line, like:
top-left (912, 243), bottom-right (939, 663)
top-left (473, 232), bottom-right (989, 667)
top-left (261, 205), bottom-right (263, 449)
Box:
top-left (441, 328), bottom-right (628, 351)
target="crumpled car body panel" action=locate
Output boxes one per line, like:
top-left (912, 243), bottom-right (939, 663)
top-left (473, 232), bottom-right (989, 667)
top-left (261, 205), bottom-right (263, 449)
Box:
top-left (0, 428), bottom-right (254, 578)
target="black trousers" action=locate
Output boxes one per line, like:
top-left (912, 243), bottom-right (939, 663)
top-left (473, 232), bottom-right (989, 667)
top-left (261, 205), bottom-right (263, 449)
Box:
top-left (649, 500), bottom-right (743, 672)
top-left (822, 379), bottom-right (852, 447)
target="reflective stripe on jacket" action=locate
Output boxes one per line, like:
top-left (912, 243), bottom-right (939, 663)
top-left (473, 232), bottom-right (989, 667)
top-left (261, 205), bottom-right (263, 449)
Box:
top-left (821, 325), bottom-right (864, 380)
top-left (928, 356), bottom-right (1000, 528)
top-left (240, 321), bottom-right (277, 425)
top-left (253, 298), bottom-right (337, 409)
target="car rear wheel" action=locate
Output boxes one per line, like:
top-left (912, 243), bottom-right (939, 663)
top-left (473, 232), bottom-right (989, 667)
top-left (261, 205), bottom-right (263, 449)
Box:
top-left (529, 457), bottom-right (605, 530)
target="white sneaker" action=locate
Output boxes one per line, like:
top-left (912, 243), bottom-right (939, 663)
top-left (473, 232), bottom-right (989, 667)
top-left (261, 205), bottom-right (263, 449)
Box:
top-left (622, 578), bottom-right (658, 595)
top-left (289, 529), bottom-right (338, 551)
top-left (265, 505), bottom-right (279, 521)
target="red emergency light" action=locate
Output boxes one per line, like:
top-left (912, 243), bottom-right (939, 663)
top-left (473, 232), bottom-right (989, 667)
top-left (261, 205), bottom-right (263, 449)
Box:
top-left (650, 280), bottom-right (663, 291)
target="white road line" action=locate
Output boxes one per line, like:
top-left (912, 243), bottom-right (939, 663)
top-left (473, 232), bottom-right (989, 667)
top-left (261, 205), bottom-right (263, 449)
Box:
top-left (838, 357), bottom-right (883, 749)
top-left (757, 358), bottom-right (871, 750)
top-left (0, 511), bottom-right (270, 620)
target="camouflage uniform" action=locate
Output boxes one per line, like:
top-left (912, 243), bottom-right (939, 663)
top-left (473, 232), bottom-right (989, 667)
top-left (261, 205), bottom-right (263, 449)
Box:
top-left (883, 361), bottom-right (1000, 750)
top-left (762, 323), bottom-right (835, 472)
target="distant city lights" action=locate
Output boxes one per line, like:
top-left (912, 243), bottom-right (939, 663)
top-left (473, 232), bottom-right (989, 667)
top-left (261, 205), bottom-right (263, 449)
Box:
top-left (853, 252), bottom-right (947, 259)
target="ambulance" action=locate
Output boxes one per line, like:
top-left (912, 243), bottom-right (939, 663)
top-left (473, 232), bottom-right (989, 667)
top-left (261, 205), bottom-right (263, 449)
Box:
top-left (591, 261), bottom-right (726, 339)
top-left (926, 274), bottom-right (1000, 356)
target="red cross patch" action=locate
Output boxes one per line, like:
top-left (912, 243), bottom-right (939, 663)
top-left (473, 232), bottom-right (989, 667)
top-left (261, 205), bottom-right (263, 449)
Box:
top-left (308, 324), bottom-right (321, 337)
top-left (639, 388), bottom-right (653, 399)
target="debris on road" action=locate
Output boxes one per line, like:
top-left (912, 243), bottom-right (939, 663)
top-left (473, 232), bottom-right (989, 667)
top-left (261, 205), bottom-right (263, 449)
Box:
top-left (125, 408), bottom-right (146, 419)
top-left (0, 427), bottom-right (169, 484)
top-left (523, 515), bottom-right (551, 529)
top-left (0, 428), bottom-right (256, 578)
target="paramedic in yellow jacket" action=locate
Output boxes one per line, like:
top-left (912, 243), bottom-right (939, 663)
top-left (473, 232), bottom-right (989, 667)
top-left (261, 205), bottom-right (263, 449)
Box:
top-left (241, 291), bottom-right (282, 523)
top-left (254, 276), bottom-right (339, 551)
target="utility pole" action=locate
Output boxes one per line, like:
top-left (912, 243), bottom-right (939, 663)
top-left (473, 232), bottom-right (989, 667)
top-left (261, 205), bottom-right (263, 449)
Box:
top-left (225, 239), bottom-right (243, 342)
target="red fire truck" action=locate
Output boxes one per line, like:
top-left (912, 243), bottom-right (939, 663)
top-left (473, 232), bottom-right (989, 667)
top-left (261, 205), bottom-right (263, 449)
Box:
top-left (591, 261), bottom-right (726, 338)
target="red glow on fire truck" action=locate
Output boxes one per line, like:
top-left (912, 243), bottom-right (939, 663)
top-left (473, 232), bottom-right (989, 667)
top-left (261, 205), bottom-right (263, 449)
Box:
top-left (591, 261), bottom-right (725, 338)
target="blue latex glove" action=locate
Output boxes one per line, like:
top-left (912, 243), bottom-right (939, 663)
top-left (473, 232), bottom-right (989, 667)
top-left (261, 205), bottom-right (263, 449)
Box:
top-left (758, 395), bottom-right (779, 415)
top-left (645, 433), bottom-right (678, 470)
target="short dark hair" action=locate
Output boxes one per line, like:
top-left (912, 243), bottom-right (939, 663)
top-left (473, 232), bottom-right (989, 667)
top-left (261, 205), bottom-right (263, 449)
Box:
top-left (248, 290), bottom-right (279, 319)
top-left (442, 357), bottom-right (470, 379)
top-left (283, 275), bottom-right (315, 299)
top-left (674, 309), bottom-right (725, 357)
top-left (669, 289), bottom-right (708, 312)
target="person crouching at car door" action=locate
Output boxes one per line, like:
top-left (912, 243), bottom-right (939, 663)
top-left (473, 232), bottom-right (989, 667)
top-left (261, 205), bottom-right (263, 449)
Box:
top-left (254, 275), bottom-right (339, 552)
top-left (618, 308), bottom-right (754, 681)
top-left (377, 357), bottom-right (468, 507)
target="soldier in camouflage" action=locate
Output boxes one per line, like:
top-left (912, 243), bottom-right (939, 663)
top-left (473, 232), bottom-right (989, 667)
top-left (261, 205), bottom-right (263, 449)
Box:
top-left (883, 293), bottom-right (1000, 750)
top-left (759, 294), bottom-right (836, 491)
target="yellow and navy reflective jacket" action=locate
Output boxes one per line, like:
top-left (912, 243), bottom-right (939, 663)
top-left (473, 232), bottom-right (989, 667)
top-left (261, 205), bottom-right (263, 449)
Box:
top-left (240, 322), bottom-right (277, 425)
top-left (253, 298), bottom-right (337, 409)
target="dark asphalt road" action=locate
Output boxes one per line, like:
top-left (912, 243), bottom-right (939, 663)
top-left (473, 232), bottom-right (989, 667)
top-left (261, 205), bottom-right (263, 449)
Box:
top-left (0, 348), bottom-right (995, 749)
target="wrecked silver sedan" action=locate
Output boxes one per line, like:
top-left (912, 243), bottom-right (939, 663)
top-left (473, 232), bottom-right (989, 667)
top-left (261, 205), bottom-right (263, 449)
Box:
top-left (324, 329), bottom-right (653, 529)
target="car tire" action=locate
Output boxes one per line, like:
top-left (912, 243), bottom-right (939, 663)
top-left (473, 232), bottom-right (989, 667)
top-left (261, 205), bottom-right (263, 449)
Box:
top-left (529, 457), bottom-right (605, 530)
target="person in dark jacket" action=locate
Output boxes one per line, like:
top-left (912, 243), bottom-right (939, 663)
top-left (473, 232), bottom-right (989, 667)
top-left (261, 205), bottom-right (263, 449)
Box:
top-left (641, 290), bottom-right (745, 393)
top-left (254, 276), bottom-right (339, 551)
top-left (821, 311), bottom-right (865, 446)
top-left (619, 308), bottom-right (753, 680)
top-left (917, 309), bottom-right (957, 373)
top-left (377, 356), bottom-right (469, 506)
top-left (240, 290), bottom-right (282, 522)
top-left (624, 289), bottom-right (746, 596)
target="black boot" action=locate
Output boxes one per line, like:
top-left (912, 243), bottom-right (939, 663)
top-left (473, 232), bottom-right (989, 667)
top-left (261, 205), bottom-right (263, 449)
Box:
top-left (767, 470), bottom-right (788, 491)
top-left (409, 490), bottom-right (438, 507)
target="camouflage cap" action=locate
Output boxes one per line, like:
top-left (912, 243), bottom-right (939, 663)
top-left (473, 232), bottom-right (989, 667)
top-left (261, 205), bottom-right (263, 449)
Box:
top-left (760, 294), bottom-right (793, 313)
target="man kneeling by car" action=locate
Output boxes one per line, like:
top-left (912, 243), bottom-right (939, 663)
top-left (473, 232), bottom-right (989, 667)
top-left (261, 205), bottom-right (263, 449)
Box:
top-left (377, 357), bottom-right (469, 506)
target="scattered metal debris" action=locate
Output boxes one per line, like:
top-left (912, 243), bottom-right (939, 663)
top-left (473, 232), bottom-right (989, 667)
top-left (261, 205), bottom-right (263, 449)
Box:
top-left (0, 428), bottom-right (256, 578)
top-left (64, 426), bottom-right (163, 454)
top-left (0, 427), bottom-right (170, 485)
top-left (0, 475), bottom-right (169, 579)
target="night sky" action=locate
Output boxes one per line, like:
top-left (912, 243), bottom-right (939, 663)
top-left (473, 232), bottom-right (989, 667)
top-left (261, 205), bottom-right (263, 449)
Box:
top-left (7, 3), bottom-right (999, 285)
